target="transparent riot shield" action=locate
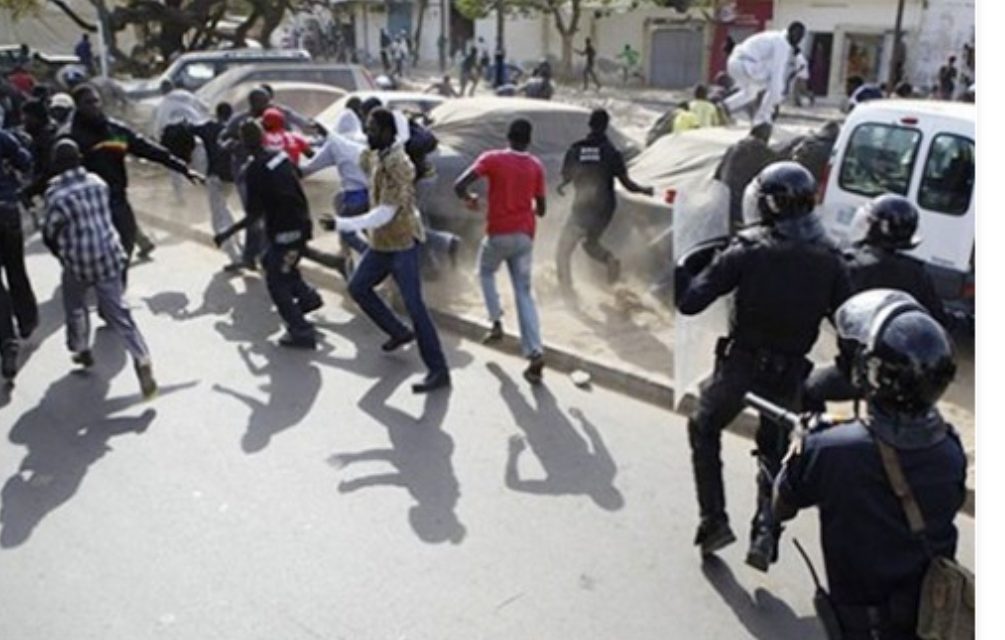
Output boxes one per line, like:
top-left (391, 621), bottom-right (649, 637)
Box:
top-left (673, 178), bottom-right (732, 411)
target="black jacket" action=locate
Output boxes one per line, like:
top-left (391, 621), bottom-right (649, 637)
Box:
top-left (847, 245), bottom-right (949, 327)
top-left (245, 150), bottom-right (312, 245)
top-left (67, 114), bottom-right (188, 202)
top-left (679, 223), bottom-right (852, 356)
top-left (562, 132), bottom-right (627, 218)
top-left (22, 121), bottom-right (57, 201)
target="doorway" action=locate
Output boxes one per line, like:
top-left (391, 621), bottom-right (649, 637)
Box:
top-left (808, 32), bottom-right (833, 97)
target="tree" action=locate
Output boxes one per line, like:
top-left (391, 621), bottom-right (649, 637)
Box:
top-left (0, 0), bottom-right (300, 74)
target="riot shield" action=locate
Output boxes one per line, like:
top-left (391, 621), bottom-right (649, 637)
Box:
top-left (673, 177), bottom-right (732, 411)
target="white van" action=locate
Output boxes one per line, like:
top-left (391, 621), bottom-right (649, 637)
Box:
top-left (817, 99), bottom-right (975, 315)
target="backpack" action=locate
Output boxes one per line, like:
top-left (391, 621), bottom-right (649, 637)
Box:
top-left (404, 119), bottom-right (438, 181)
top-left (874, 438), bottom-right (974, 640)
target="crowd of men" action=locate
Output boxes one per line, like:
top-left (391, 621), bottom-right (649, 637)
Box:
top-left (0, 33), bottom-right (972, 639)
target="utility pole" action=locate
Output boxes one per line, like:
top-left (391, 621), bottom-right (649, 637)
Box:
top-left (888, 0), bottom-right (906, 90)
top-left (494, 0), bottom-right (505, 86)
top-left (439, 0), bottom-right (450, 72)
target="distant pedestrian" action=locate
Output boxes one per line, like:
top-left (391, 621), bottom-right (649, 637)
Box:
top-left (454, 118), bottom-right (547, 383)
top-left (334, 107), bottom-right (450, 394)
top-left (213, 120), bottom-right (323, 349)
top-left (42, 139), bottom-right (157, 397)
top-left (0, 126), bottom-right (34, 382)
top-left (576, 38), bottom-right (602, 91)
top-left (75, 33), bottom-right (94, 74)
top-left (460, 47), bottom-right (479, 96)
top-left (714, 122), bottom-right (778, 231)
top-left (722, 22), bottom-right (805, 125)
top-left (938, 55), bottom-right (958, 100)
top-left (617, 44), bottom-right (641, 84)
top-left (425, 74), bottom-right (458, 98)
top-left (556, 109), bottom-right (653, 297)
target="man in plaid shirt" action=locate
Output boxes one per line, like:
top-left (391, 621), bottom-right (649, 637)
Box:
top-left (43, 139), bottom-right (157, 398)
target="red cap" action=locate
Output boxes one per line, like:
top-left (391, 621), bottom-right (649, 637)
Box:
top-left (261, 107), bottom-right (285, 132)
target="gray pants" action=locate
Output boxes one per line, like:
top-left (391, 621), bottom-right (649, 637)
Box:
top-left (207, 176), bottom-right (242, 263)
top-left (63, 270), bottom-right (150, 364)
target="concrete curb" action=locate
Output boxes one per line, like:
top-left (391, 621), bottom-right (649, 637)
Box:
top-left (137, 210), bottom-right (975, 517)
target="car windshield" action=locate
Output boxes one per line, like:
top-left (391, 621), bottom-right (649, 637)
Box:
top-left (838, 122), bottom-right (922, 197)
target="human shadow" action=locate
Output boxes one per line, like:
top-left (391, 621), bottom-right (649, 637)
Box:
top-left (210, 275), bottom-right (282, 346)
top-left (487, 362), bottom-right (624, 511)
top-left (142, 269), bottom-right (247, 324)
top-left (211, 337), bottom-right (350, 454)
top-left (12, 284), bottom-right (68, 378)
top-left (0, 331), bottom-right (196, 548)
top-left (701, 555), bottom-right (825, 640)
top-left (328, 364), bottom-right (465, 545)
top-left (571, 299), bottom-right (674, 378)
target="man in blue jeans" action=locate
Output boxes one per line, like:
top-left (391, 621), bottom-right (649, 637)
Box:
top-left (453, 118), bottom-right (547, 383)
top-left (334, 108), bottom-right (450, 394)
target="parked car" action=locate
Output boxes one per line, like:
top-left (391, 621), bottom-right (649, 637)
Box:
top-left (195, 63), bottom-right (376, 108)
top-left (817, 99), bottom-right (975, 318)
top-left (315, 91), bottom-right (446, 130)
top-left (211, 81), bottom-right (345, 119)
top-left (119, 48), bottom-right (312, 100)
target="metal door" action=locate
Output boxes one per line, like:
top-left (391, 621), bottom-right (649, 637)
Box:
top-left (387, 2), bottom-right (413, 39)
top-left (649, 27), bottom-right (704, 89)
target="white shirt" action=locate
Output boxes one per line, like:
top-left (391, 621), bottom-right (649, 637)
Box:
top-left (731, 30), bottom-right (797, 109)
top-left (299, 131), bottom-right (369, 192)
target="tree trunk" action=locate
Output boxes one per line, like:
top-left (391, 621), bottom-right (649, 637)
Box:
top-left (560, 31), bottom-right (573, 78)
top-left (412, 0), bottom-right (427, 64)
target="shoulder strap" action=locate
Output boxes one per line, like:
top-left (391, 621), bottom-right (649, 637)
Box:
top-left (874, 437), bottom-right (931, 543)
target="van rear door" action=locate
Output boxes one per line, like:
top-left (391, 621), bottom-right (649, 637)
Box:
top-left (911, 126), bottom-right (975, 273)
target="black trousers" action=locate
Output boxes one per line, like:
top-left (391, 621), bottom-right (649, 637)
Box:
top-left (110, 195), bottom-right (137, 262)
top-left (803, 363), bottom-right (860, 413)
top-left (0, 206), bottom-right (37, 343)
top-left (688, 343), bottom-right (809, 530)
top-left (555, 208), bottom-right (615, 291)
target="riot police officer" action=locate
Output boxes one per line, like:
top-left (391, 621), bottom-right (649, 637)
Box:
top-left (676, 161), bottom-right (851, 570)
top-left (774, 289), bottom-right (967, 639)
top-left (804, 194), bottom-right (950, 412)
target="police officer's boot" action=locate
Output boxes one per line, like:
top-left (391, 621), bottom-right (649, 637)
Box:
top-left (746, 455), bottom-right (782, 572)
top-left (689, 418), bottom-right (736, 556)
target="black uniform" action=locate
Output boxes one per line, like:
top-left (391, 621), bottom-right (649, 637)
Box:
top-left (803, 246), bottom-right (949, 412)
top-left (714, 135), bottom-right (778, 231)
top-left (678, 222), bottom-right (851, 545)
top-left (556, 132), bottom-right (627, 290)
top-left (776, 413), bottom-right (966, 639)
top-left (244, 149), bottom-right (319, 341)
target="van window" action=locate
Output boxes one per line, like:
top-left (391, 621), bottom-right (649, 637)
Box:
top-left (918, 134), bottom-right (974, 215)
top-left (838, 123), bottom-right (921, 197)
top-left (177, 62), bottom-right (215, 90)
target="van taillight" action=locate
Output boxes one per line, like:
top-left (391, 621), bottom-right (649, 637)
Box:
top-left (817, 162), bottom-right (831, 203)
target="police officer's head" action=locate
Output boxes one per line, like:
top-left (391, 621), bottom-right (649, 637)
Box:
top-left (851, 194), bottom-right (922, 250)
top-left (507, 118), bottom-right (532, 152)
top-left (588, 108), bottom-right (609, 134)
top-left (752, 161), bottom-right (817, 225)
top-left (837, 291), bottom-right (956, 417)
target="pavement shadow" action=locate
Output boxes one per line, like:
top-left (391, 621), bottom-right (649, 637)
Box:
top-left (487, 362), bottom-right (624, 511)
top-left (328, 364), bottom-right (465, 545)
top-left (0, 331), bottom-right (196, 549)
top-left (700, 555), bottom-right (825, 640)
top-left (213, 339), bottom-right (340, 454)
top-left (12, 284), bottom-right (69, 378)
top-left (142, 269), bottom-right (246, 323)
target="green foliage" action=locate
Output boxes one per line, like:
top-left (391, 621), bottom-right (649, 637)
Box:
top-left (0, 0), bottom-right (42, 19)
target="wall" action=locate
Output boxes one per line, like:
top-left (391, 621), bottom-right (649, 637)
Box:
top-left (910, 0), bottom-right (974, 92)
top-left (353, 0), bottom-right (455, 67)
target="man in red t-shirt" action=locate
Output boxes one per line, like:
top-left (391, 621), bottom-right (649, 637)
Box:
top-left (454, 118), bottom-right (547, 383)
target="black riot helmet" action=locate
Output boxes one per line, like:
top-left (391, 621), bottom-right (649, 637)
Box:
top-left (852, 194), bottom-right (922, 250)
top-left (753, 161), bottom-right (818, 224)
top-left (837, 290), bottom-right (956, 416)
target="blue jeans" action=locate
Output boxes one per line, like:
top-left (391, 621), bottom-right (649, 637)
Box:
top-left (336, 189), bottom-right (370, 254)
top-left (349, 244), bottom-right (448, 375)
top-left (478, 233), bottom-right (542, 358)
top-left (262, 242), bottom-right (317, 339)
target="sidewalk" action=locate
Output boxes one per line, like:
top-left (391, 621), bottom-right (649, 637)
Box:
top-left (127, 157), bottom-right (975, 515)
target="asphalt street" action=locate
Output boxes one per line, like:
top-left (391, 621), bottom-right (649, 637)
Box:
top-left (0, 230), bottom-right (975, 639)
